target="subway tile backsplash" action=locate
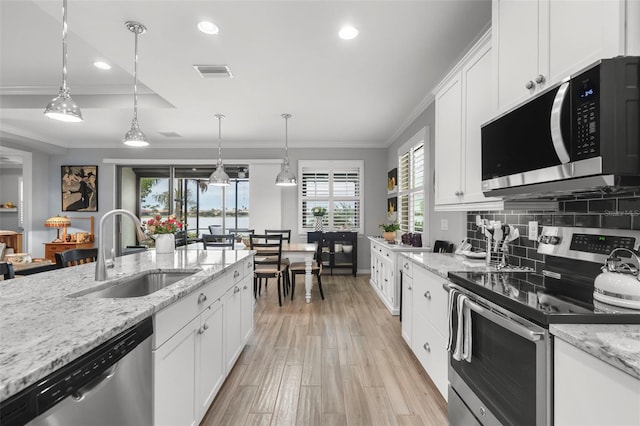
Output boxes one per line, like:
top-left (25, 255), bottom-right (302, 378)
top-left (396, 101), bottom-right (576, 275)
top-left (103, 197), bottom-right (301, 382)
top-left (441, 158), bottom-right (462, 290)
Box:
top-left (466, 192), bottom-right (640, 273)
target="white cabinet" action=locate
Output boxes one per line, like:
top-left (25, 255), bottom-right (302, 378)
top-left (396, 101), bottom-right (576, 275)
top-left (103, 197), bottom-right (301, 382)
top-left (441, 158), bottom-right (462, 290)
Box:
top-left (152, 256), bottom-right (254, 426)
top-left (370, 240), bottom-right (397, 314)
top-left (554, 338), bottom-right (640, 425)
top-left (400, 258), bottom-right (413, 345)
top-left (494, 0), bottom-right (632, 112)
top-left (434, 31), bottom-right (502, 211)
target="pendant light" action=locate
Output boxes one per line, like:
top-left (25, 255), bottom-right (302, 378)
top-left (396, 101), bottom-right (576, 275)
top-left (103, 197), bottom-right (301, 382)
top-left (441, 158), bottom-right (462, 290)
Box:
top-left (123, 21), bottom-right (149, 147)
top-left (44, 0), bottom-right (83, 123)
top-left (275, 113), bottom-right (297, 186)
top-left (209, 114), bottom-right (230, 186)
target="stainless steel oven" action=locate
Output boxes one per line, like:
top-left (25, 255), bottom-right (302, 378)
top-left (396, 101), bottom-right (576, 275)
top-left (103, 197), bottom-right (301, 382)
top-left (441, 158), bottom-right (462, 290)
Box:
top-left (446, 282), bottom-right (550, 426)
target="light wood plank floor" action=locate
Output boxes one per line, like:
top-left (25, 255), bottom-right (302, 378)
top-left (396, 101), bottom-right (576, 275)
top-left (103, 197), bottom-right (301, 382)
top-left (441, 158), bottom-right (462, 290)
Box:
top-left (201, 274), bottom-right (448, 426)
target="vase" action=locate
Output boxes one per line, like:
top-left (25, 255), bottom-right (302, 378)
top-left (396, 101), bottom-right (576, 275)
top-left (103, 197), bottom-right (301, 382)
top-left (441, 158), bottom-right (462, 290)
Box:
top-left (314, 216), bottom-right (324, 231)
top-left (154, 233), bottom-right (175, 254)
top-left (383, 231), bottom-right (396, 242)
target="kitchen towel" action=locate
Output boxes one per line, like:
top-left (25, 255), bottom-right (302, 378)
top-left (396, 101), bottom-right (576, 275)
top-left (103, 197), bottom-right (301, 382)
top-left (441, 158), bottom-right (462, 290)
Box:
top-left (462, 298), bottom-right (472, 363)
top-left (452, 294), bottom-right (468, 362)
top-left (446, 288), bottom-right (459, 352)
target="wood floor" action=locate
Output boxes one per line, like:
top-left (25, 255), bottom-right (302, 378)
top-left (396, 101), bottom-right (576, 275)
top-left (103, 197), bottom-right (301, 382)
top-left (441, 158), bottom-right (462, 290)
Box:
top-left (201, 274), bottom-right (448, 426)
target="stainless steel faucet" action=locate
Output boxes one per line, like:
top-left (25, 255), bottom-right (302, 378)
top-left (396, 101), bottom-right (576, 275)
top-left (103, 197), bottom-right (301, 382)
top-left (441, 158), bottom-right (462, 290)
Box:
top-left (95, 209), bottom-right (146, 281)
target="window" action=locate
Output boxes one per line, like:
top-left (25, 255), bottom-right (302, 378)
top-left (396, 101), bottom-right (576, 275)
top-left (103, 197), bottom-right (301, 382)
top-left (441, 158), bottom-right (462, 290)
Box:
top-left (299, 160), bottom-right (364, 233)
top-left (398, 129), bottom-right (425, 233)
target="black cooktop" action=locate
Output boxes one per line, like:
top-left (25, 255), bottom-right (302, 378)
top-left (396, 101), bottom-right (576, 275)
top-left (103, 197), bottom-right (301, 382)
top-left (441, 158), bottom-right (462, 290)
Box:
top-left (447, 271), bottom-right (640, 326)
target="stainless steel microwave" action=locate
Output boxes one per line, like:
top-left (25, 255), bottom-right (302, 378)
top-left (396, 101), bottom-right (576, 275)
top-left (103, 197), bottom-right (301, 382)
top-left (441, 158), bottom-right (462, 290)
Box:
top-left (481, 56), bottom-right (640, 198)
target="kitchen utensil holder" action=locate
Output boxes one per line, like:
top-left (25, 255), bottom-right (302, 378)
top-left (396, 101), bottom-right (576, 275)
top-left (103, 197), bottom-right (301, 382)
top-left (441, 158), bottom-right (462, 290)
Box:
top-left (485, 236), bottom-right (506, 267)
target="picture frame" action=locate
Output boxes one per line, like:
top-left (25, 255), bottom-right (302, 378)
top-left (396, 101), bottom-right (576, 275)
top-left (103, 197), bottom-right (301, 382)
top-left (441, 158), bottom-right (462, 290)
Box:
top-left (387, 196), bottom-right (397, 222)
top-left (387, 168), bottom-right (397, 194)
top-left (61, 165), bottom-right (98, 212)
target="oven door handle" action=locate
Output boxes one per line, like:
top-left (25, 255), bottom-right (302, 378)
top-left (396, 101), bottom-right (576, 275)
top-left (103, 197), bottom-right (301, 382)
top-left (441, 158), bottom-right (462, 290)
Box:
top-left (464, 298), bottom-right (543, 342)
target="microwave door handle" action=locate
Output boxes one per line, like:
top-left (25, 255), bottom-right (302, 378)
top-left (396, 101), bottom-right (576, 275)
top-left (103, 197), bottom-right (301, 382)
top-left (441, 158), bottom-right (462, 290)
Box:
top-left (550, 81), bottom-right (571, 164)
top-left (464, 298), bottom-right (544, 342)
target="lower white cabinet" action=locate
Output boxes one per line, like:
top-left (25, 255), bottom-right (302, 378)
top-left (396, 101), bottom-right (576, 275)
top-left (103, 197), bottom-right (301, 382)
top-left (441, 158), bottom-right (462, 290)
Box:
top-left (152, 257), bottom-right (254, 426)
top-left (554, 338), bottom-right (640, 426)
top-left (403, 260), bottom-right (449, 401)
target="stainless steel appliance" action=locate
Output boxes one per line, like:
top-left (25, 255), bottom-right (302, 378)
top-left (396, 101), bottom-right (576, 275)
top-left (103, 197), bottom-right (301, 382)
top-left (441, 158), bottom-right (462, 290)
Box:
top-left (445, 227), bottom-right (640, 426)
top-left (0, 318), bottom-right (153, 426)
top-left (481, 56), bottom-right (640, 198)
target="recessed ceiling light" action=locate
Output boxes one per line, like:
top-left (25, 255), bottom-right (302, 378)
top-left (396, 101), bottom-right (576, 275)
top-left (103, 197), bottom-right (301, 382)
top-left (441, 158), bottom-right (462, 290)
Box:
top-left (339, 26), bottom-right (358, 40)
top-left (198, 21), bottom-right (219, 35)
top-left (93, 61), bottom-right (111, 70)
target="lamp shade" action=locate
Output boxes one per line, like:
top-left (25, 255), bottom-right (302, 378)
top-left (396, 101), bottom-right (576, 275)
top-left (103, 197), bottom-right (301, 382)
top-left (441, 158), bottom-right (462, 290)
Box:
top-left (275, 161), bottom-right (297, 186)
top-left (44, 215), bottom-right (71, 228)
top-left (44, 89), bottom-right (83, 123)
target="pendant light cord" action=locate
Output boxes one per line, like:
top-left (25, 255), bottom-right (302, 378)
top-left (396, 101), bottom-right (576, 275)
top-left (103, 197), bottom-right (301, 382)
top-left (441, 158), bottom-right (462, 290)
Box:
top-left (215, 114), bottom-right (225, 165)
top-left (282, 113), bottom-right (291, 164)
top-left (132, 28), bottom-right (139, 122)
top-left (60, 0), bottom-right (69, 92)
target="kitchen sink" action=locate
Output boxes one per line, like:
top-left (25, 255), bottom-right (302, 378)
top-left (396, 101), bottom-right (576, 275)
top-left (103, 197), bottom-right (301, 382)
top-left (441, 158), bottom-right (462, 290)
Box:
top-left (81, 271), bottom-right (196, 298)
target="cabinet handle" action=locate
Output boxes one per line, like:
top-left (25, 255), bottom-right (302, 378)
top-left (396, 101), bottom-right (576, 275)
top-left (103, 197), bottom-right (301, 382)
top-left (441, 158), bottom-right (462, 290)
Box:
top-left (234, 270), bottom-right (240, 278)
top-left (247, 262), bottom-right (252, 268)
top-left (199, 323), bottom-right (209, 334)
top-left (234, 286), bottom-right (241, 294)
top-left (197, 293), bottom-right (207, 304)
top-left (424, 291), bottom-right (431, 300)
top-left (525, 80), bottom-right (535, 90)
top-left (407, 286), bottom-right (412, 290)
top-left (479, 407), bottom-right (486, 417)
top-left (535, 74), bottom-right (545, 84)
top-left (243, 285), bottom-right (248, 290)
top-left (423, 342), bottom-right (431, 352)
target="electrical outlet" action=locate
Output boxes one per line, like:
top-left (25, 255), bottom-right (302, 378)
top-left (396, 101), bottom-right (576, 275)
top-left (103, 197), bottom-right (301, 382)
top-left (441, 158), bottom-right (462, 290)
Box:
top-left (441, 219), bottom-right (448, 231)
top-left (528, 221), bottom-right (538, 241)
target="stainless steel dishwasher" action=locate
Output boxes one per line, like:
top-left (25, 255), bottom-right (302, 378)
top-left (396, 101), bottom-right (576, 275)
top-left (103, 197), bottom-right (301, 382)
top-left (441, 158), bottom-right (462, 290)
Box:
top-left (1, 318), bottom-right (153, 426)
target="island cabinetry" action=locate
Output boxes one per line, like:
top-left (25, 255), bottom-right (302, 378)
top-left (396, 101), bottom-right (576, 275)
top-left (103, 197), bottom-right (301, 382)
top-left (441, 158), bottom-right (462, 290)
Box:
top-left (400, 258), bottom-right (413, 344)
top-left (554, 338), bottom-right (640, 425)
top-left (152, 257), bottom-right (254, 426)
top-left (493, 0), bottom-right (632, 113)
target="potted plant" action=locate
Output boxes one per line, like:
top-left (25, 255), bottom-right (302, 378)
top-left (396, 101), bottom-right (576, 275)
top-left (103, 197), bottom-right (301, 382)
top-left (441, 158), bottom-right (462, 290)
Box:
top-left (311, 207), bottom-right (327, 231)
top-left (379, 222), bottom-right (400, 242)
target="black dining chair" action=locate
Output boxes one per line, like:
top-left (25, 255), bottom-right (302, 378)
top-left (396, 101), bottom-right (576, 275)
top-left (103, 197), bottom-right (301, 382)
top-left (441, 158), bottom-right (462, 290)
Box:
top-left (250, 234), bottom-right (288, 306)
top-left (174, 230), bottom-right (188, 247)
top-left (228, 228), bottom-right (255, 238)
top-left (289, 242), bottom-right (324, 300)
top-left (265, 229), bottom-right (292, 291)
top-left (55, 248), bottom-right (99, 268)
top-left (202, 234), bottom-right (235, 250)
top-left (433, 240), bottom-right (454, 253)
top-left (0, 262), bottom-right (15, 280)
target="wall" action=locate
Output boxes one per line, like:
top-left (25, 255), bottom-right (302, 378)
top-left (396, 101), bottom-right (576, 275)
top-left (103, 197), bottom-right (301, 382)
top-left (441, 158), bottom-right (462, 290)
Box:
top-left (0, 168), bottom-right (21, 231)
top-left (467, 192), bottom-right (640, 273)
top-left (386, 103), bottom-right (466, 249)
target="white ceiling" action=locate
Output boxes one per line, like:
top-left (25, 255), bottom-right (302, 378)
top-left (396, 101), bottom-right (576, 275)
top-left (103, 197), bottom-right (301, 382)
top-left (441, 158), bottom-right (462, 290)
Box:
top-left (0, 0), bottom-right (491, 150)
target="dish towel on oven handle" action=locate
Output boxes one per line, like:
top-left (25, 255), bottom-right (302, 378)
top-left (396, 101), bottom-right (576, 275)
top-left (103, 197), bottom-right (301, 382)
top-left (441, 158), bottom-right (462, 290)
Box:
top-left (446, 288), bottom-right (459, 352)
top-left (450, 293), bottom-right (473, 363)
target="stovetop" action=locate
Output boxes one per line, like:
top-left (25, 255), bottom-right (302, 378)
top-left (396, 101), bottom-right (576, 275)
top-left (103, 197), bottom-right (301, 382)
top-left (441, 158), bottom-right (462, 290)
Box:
top-left (447, 270), bottom-right (640, 326)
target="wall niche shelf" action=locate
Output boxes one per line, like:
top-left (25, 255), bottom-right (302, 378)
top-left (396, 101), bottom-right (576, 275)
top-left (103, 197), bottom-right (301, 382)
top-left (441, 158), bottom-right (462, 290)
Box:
top-left (0, 208), bottom-right (18, 213)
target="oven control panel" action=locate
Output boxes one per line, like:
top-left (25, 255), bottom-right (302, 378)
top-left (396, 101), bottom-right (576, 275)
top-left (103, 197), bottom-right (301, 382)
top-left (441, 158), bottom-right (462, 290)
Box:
top-left (570, 234), bottom-right (635, 255)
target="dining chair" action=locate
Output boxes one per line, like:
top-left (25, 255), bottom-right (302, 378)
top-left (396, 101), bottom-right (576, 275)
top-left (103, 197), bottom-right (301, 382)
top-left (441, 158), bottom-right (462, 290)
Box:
top-left (0, 262), bottom-right (15, 280)
top-left (289, 242), bottom-right (324, 300)
top-left (14, 263), bottom-right (59, 276)
top-left (433, 240), bottom-right (454, 253)
top-left (202, 234), bottom-right (235, 250)
top-left (228, 228), bottom-right (255, 238)
top-left (265, 229), bottom-right (292, 291)
top-left (250, 234), bottom-right (288, 306)
top-left (174, 230), bottom-right (188, 247)
top-left (55, 248), bottom-right (99, 268)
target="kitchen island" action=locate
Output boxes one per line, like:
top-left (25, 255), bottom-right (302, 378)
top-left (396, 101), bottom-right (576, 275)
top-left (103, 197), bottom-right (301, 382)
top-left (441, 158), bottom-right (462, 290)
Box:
top-left (0, 248), bottom-right (253, 405)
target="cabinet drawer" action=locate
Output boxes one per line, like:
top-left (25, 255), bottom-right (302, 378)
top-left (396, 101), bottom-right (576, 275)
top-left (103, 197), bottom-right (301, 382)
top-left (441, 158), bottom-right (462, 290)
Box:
top-left (411, 316), bottom-right (448, 400)
top-left (413, 271), bottom-right (449, 337)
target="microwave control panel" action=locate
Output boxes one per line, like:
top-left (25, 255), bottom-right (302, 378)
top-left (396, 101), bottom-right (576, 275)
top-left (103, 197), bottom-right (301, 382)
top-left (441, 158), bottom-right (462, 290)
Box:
top-left (572, 65), bottom-right (600, 160)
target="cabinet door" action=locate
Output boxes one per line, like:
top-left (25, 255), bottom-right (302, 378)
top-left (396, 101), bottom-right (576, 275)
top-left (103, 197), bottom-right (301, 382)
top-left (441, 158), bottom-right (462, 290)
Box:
top-left (224, 284), bottom-right (243, 372)
top-left (401, 273), bottom-right (413, 345)
top-left (461, 41), bottom-right (499, 204)
top-left (434, 71), bottom-right (463, 205)
top-left (413, 268), bottom-right (449, 337)
top-left (197, 300), bottom-right (225, 421)
top-left (153, 317), bottom-right (199, 426)
top-left (411, 315), bottom-right (448, 401)
top-left (381, 255), bottom-right (394, 305)
top-left (495, 0), bottom-right (541, 110)
top-left (240, 275), bottom-right (254, 343)
top-left (546, 0), bottom-right (625, 85)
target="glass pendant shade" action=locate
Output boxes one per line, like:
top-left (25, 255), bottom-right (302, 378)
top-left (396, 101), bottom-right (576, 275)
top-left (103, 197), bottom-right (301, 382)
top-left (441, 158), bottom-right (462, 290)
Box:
top-left (209, 114), bottom-right (230, 186)
top-left (123, 21), bottom-right (149, 147)
top-left (275, 113), bottom-right (297, 186)
top-left (44, 0), bottom-right (83, 122)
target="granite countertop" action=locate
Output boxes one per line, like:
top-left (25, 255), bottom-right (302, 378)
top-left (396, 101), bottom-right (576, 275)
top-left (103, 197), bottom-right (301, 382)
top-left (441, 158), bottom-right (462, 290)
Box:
top-left (401, 252), bottom-right (503, 278)
top-left (550, 324), bottom-right (640, 380)
top-left (0, 248), bottom-right (253, 401)
top-left (368, 236), bottom-right (432, 252)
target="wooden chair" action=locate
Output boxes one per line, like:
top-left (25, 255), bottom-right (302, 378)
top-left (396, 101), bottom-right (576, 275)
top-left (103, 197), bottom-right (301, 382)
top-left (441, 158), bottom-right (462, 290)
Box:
top-left (55, 248), bottom-right (99, 268)
top-left (0, 262), bottom-right (15, 280)
top-left (265, 229), bottom-right (292, 290)
top-left (250, 234), bottom-right (288, 306)
top-left (202, 234), bottom-right (235, 250)
top-left (433, 240), bottom-right (454, 253)
top-left (289, 243), bottom-right (324, 300)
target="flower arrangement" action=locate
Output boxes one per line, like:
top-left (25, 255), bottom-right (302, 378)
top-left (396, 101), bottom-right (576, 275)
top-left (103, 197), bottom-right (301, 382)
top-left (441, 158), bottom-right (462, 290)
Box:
top-left (379, 222), bottom-right (400, 232)
top-left (145, 215), bottom-right (183, 234)
top-left (311, 207), bottom-right (327, 217)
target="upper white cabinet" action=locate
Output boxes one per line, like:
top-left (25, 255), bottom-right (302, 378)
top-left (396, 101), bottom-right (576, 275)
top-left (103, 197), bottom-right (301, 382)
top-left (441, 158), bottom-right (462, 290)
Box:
top-left (434, 31), bottom-right (503, 211)
top-left (494, 0), bottom-right (633, 112)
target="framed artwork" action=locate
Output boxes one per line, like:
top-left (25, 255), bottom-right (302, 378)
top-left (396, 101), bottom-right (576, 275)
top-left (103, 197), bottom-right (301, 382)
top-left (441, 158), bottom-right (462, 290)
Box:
top-left (387, 196), bottom-right (397, 222)
top-left (387, 168), bottom-right (397, 194)
top-left (62, 166), bottom-right (98, 212)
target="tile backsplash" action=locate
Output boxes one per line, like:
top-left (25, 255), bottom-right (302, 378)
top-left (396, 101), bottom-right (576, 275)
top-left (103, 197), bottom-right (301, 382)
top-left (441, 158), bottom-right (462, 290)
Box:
top-left (466, 192), bottom-right (640, 273)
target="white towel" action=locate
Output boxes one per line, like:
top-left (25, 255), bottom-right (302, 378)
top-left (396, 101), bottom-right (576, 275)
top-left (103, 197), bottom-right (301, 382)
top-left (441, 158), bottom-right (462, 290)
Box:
top-left (452, 294), bottom-right (467, 361)
top-left (446, 289), bottom-right (459, 352)
top-left (462, 299), bottom-right (472, 363)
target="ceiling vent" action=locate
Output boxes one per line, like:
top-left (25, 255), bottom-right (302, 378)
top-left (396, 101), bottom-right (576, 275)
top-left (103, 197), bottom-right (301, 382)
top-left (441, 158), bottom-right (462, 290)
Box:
top-left (193, 65), bottom-right (233, 78)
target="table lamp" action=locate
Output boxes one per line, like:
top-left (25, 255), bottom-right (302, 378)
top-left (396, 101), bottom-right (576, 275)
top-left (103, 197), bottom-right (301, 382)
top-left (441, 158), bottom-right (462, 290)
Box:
top-left (44, 215), bottom-right (71, 243)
